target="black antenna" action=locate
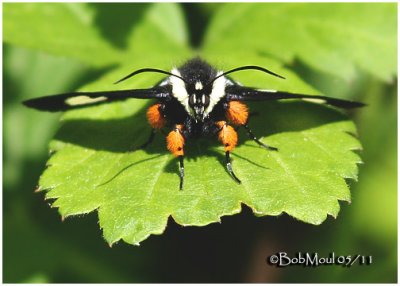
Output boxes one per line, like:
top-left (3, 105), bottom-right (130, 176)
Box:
top-left (114, 68), bottom-right (188, 84)
top-left (208, 65), bottom-right (285, 86)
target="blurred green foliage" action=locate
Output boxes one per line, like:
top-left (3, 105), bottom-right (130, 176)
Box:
top-left (203, 3), bottom-right (397, 81)
top-left (3, 3), bottom-right (397, 283)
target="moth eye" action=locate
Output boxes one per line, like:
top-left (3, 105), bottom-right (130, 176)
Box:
top-left (203, 95), bottom-right (210, 106)
top-left (189, 94), bottom-right (196, 106)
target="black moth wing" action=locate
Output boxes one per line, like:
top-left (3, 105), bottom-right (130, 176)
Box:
top-left (226, 86), bottom-right (365, 109)
top-left (23, 86), bottom-right (172, 112)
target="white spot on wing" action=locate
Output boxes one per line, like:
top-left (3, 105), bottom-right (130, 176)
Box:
top-left (302, 98), bottom-right (327, 104)
top-left (65, 96), bottom-right (107, 106)
top-left (257, 89), bottom-right (277, 93)
top-left (204, 72), bottom-right (226, 118)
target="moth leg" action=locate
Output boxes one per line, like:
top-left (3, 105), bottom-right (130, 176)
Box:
top-left (225, 100), bottom-right (249, 126)
top-left (178, 155), bottom-right (184, 190)
top-left (216, 121), bottom-right (241, 184)
top-left (225, 100), bottom-right (277, 151)
top-left (127, 102), bottom-right (167, 151)
top-left (147, 102), bottom-right (166, 129)
top-left (166, 124), bottom-right (185, 190)
top-left (137, 129), bottom-right (156, 149)
top-left (226, 151), bottom-right (241, 184)
top-left (243, 124), bottom-right (278, 151)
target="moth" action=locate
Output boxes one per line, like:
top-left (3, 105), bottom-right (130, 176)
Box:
top-left (24, 57), bottom-right (364, 189)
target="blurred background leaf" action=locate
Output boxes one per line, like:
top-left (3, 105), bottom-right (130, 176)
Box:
top-left (3, 3), bottom-right (121, 67)
top-left (203, 3), bottom-right (397, 82)
top-left (3, 2), bottom-right (397, 283)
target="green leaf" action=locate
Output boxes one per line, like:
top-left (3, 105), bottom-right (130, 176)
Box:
top-left (3, 3), bottom-right (120, 67)
top-left (203, 3), bottom-right (397, 82)
top-left (38, 97), bottom-right (361, 245)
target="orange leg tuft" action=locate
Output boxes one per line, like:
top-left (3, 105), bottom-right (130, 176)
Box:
top-left (147, 103), bottom-right (166, 129)
top-left (216, 121), bottom-right (238, 152)
top-left (226, 101), bottom-right (249, 126)
top-left (166, 125), bottom-right (185, 157)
